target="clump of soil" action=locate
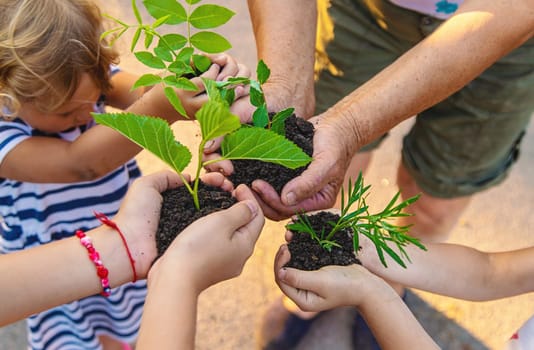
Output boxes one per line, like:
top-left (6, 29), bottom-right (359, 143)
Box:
top-left (155, 181), bottom-right (237, 257)
top-left (228, 114), bottom-right (314, 193)
top-left (286, 211), bottom-right (360, 271)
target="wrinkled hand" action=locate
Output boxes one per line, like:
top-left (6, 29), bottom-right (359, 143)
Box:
top-left (250, 115), bottom-right (354, 220)
top-left (274, 244), bottom-right (382, 312)
top-left (150, 184), bottom-right (265, 293)
top-left (113, 171), bottom-right (233, 280)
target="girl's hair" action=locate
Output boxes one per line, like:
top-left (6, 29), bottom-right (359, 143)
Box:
top-left (0, 0), bottom-right (119, 116)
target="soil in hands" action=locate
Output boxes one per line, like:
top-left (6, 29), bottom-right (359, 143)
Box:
top-left (286, 211), bottom-right (361, 271)
top-left (155, 181), bottom-right (237, 257)
top-left (228, 114), bottom-right (314, 193)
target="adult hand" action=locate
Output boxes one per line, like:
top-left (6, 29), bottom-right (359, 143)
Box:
top-left (274, 244), bottom-right (383, 312)
top-left (252, 114), bottom-right (357, 220)
top-left (149, 184), bottom-right (265, 293)
top-left (113, 170), bottom-right (233, 280)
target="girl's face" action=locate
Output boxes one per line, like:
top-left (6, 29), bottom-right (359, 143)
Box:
top-left (18, 74), bottom-right (101, 133)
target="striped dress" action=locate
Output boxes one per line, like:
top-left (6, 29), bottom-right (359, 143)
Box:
top-left (0, 87), bottom-right (147, 349)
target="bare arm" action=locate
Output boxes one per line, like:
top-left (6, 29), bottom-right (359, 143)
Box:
top-left (247, 0), bottom-right (317, 118)
top-left (326, 0), bottom-right (534, 155)
top-left (360, 237), bottom-right (534, 301)
top-left (274, 245), bottom-right (439, 350)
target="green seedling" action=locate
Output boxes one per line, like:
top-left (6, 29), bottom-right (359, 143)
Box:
top-left (94, 0), bottom-right (312, 210)
top-left (286, 172), bottom-right (427, 268)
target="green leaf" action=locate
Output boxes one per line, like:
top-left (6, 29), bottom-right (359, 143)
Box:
top-left (185, 0), bottom-right (202, 4)
top-left (132, 74), bottom-right (162, 90)
top-left (131, 27), bottom-right (142, 52)
top-left (144, 32), bottom-right (154, 48)
top-left (256, 60), bottom-right (271, 85)
top-left (192, 54), bottom-right (212, 73)
top-left (177, 47), bottom-right (194, 62)
top-left (152, 14), bottom-right (171, 29)
top-left (252, 104), bottom-right (269, 128)
top-left (189, 5), bottom-right (235, 29)
top-left (190, 31), bottom-right (232, 53)
top-left (221, 128), bottom-right (312, 169)
top-left (132, 0), bottom-right (142, 24)
top-left (134, 51), bottom-right (166, 69)
top-left (257, 60), bottom-right (270, 85)
top-left (164, 86), bottom-right (188, 118)
top-left (196, 100), bottom-right (241, 141)
top-left (163, 76), bottom-right (198, 91)
top-left (154, 46), bottom-right (173, 62)
top-left (143, 0), bottom-right (187, 24)
top-left (220, 88), bottom-right (235, 106)
top-left (93, 112), bottom-right (192, 173)
top-left (249, 82), bottom-right (264, 107)
top-left (158, 33), bottom-right (187, 51)
top-left (271, 108), bottom-right (294, 135)
top-left (168, 60), bottom-right (193, 75)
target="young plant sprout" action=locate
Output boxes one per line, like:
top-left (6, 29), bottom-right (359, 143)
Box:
top-left (94, 0), bottom-right (312, 210)
top-left (286, 172), bottom-right (427, 268)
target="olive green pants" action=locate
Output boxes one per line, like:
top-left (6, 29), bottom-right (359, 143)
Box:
top-left (315, 0), bottom-right (534, 197)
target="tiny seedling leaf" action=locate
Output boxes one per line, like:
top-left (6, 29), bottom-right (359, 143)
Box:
top-left (190, 31), bottom-right (232, 53)
top-left (192, 54), bottom-right (212, 73)
top-left (271, 108), bottom-right (294, 136)
top-left (93, 112), bottom-right (192, 173)
top-left (189, 5), bottom-right (235, 29)
top-left (257, 60), bottom-right (270, 85)
top-left (221, 128), bottom-right (312, 169)
top-left (252, 104), bottom-right (269, 128)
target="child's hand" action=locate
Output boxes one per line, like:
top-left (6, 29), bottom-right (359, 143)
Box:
top-left (150, 183), bottom-right (265, 293)
top-left (274, 244), bottom-right (387, 312)
top-left (112, 171), bottom-right (233, 280)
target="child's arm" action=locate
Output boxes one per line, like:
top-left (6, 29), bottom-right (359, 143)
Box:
top-left (136, 184), bottom-right (265, 350)
top-left (358, 236), bottom-right (534, 301)
top-left (0, 170), bottom-right (200, 326)
top-left (273, 245), bottom-right (440, 350)
top-left (0, 55), bottom-right (250, 183)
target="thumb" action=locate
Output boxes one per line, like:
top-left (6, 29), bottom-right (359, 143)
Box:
top-left (280, 156), bottom-right (331, 206)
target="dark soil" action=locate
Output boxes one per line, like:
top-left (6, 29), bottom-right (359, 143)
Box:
top-left (286, 211), bottom-right (361, 271)
top-left (228, 114), bottom-right (314, 193)
top-left (155, 181), bottom-right (237, 257)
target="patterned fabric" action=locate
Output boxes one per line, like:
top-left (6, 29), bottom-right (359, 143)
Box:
top-left (0, 67), bottom-right (147, 350)
top-left (389, 0), bottom-right (464, 19)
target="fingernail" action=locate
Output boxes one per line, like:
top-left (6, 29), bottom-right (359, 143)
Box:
top-left (245, 201), bottom-right (258, 217)
top-left (204, 140), bottom-right (214, 150)
top-left (286, 192), bottom-right (296, 206)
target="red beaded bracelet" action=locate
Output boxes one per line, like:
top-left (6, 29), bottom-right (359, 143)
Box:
top-left (76, 230), bottom-right (111, 297)
top-left (94, 212), bottom-right (137, 283)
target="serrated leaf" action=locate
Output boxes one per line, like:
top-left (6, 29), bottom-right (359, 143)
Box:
top-left (221, 128), bottom-right (312, 169)
top-left (132, 74), bottom-right (162, 90)
top-left (135, 51), bottom-right (166, 69)
top-left (93, 112), bottom-right (191, 173)
top-left (252, 104), bottom-right (268, 128)
top-left (190, 31), bottom-right (231, 53)
top-left (143, 0), bottom-right (187, 24)
top-left (196, 100), bottom-right (241, 141)
top-left (189, 5), bottom-right (235, 29)
top-left (164, 86), bottom-right (188, 118)
top-left (271, 107), bottom-right (294, 135)
top-left (257, 60), bottom-right (270, 85)
top-left (249, 83), bottom-right (264, 107)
